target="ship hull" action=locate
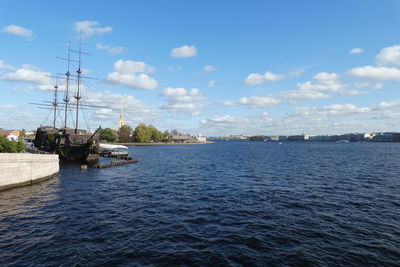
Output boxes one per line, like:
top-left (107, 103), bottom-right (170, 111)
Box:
top-left (33, 126), bottom-right (100, 164)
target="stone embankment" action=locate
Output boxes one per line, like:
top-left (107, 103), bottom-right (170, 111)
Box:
top-left (0, 153), bottom-right (59, 191)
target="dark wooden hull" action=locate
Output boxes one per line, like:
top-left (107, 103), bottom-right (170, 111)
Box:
top-left (33, 127), bottom-right (100, 164)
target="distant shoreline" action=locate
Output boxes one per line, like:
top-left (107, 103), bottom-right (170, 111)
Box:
top-left (108, 142), bottom-right (213, 146)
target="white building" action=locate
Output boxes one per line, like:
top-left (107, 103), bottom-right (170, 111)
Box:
top-left (196, 133), bottom-right (207, 143)
top-left (6, 134), bottom-right (18, 141)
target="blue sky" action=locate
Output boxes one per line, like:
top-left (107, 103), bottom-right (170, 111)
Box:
top-left (1, 0), bottom-right (400, 136)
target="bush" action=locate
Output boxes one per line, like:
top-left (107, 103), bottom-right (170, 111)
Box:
top-left (0, 135), bottom-right (25, 153)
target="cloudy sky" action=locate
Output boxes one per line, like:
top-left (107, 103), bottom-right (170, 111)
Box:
top-left (1, 0), bottom-right (400, 136)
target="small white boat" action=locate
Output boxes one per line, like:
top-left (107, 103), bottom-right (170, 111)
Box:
top-left (99, 144), bottom-right (129, 156)
top-left (336, 140), bottom-right (350, 143)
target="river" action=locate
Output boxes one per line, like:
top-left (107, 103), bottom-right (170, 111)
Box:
top-left (0, 141), bottom-right (399, 265)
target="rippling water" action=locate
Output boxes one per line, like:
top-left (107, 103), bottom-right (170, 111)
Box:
top-left (1, 142), bottom-right (400, 266)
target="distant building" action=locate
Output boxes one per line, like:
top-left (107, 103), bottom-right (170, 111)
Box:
top-left (269, 136), bottom-right (279, 141)
top-left (307, 135), bottom-right (334, 142)
top-left (338, 133), bottom-right (365, 142)
top-left (288, 135), bottom-right (305, 141)
top-left (364, 133), bottom-right (374, 140)
top-left (371, 132), bottom-right (400, 142)
top-left (24, 131), bottom-right (35, 136)
top-left (229, 135), bottom-right (248, 140)
top-left (196, 133), bottom-right (207, 143)
top-left (172, 134), bottom-right (194, 143)
top-left (0, 130), bottom-right (22, 137)
top-left (279, 136), bottom-right (288, 142)
top-left (6, 134), bottom-right (18, 141)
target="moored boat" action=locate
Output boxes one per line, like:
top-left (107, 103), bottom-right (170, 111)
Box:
top-left (31, 41), bottom-right (103, 164)
top-left (99, 144), bottom-right (129, 156)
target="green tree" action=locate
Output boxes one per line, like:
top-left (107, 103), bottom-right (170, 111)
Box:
top-left (149, 125), bottom-right (163, 142)
top-left (132, 123), bottom-right (167, 143)
top-left (0, 135), bottom-right (25, 153)
top-left (118, 125), bottom-right (133, 143)
top-left (132, 123), bottom-right (152, 143)
top-left (99, 128), bottom-right (117, 142)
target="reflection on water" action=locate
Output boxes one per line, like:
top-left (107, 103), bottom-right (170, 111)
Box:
top-left (0, 142), bottom-right (400, 265)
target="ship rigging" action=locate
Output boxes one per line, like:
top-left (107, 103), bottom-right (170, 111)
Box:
top-left (31, 40), bottom-right (106, 163)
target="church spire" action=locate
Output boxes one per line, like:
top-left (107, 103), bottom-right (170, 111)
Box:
top-left (119, 101), bottom-right (125, 128)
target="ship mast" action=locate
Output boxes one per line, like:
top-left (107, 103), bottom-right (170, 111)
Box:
top-left (52, 83), bottom-right (58, 128)
top-left (74, 38), bottom-right (82, 134)
top-left (63, 42), bottom-right (71, 129)
top-left (71, 36), bottom-right (91, 134)
top-left (30, 40), bottom-right (105, 127)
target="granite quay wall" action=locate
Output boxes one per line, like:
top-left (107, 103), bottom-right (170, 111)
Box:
top-left (0, 153), bottom-right (59, 191)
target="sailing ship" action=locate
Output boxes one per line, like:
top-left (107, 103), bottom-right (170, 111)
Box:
top-left (32, 41), bottom-right (103, 163)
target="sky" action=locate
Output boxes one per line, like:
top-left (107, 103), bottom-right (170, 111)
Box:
top-left (1, 0), bottom-right (400, 136)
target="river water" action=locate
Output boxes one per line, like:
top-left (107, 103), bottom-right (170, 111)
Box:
top-left (0, 141), bottom-right (399, 266)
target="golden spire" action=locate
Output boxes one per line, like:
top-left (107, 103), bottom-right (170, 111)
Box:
top-left (119, 101), bottom-right (125, 128)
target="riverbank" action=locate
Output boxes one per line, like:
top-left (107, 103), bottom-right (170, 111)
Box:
top-left (0, 153), bottom-right (59, 191)
top-left (114, 141), bottom-right (213, 146)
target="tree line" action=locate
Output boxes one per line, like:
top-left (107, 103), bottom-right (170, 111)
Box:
top-left (99, 124), bottom-right (172, 143)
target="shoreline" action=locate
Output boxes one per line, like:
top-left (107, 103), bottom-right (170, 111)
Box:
top-left (108, 142), bottom-right (213, 146)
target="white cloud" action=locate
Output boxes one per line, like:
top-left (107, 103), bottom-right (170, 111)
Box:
top-left (282, 89), bottom-right (330, 103)
top-left (160, 87), bottom-right (205, 115)
top-left (340, 90), bottom-right (367, 96)
top-left (0, 104), bottom-right (17, 109)
top-left (221, 95), bottom-right (280, 108)
top-left (243, 69), bottom-right (302, 86)
top-left (2, 25), bottom-right (32, 38)
top-left (113, 60), bottom-right (155, 74)
top-left (74, 21), bottom-right (112, 38)
top-left (282, 72), bottom-right (344, 103)
top-left (238, 96), bottom-right (280, 108)
top-left (313, 72), bottom-right (340, 84)
top-left (375, 45), bottom-right (400, 66)
top-left (200, 98), bottom-right (400, 135)
top-left (287, 99), bottom-right (400, 123)
top-left (170, 45), bottom-right (198, 58)
top-left (96, 44), bottom-right (125, 54)
top-left (291, 104), bottom-right (371, 118)
top-left (202, 65), bottom-right (217, 72)
top-left (1, 64), bottom-right (86, 92)
top-left (208, 80), bottom-right (216, 87)
top-left (243, 73), bottom-right (264, 85)
top-left (220, 100), bottom-right (236, 106)
top-left (106, 60), bottom-right (158, 90)
top-left (201, 115), bottom-right (247, 129)
top-left (374, 99), bottom-right (400, 111)
top-left (263, 71), bottom-right (285, 81)
top-left (374, 82), bottom-right (384, 89)
top-left (1, 65), bottom-right (52, 89)
top-left (350, 48), bottom-right (364, 54)
top-left (0, 60), bottom-right (15, 70)
top-left (243, 71), bottom-right (284, 85)
top-left (86, 91), bottom-right (157, 125)
top-left (354, 81), bottom-right (383, 90)
top-left (347, 65), bottom-right (400, 81)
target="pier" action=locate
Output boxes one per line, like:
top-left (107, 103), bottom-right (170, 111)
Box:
top-left (94, 154), bottom-right (139, 169)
